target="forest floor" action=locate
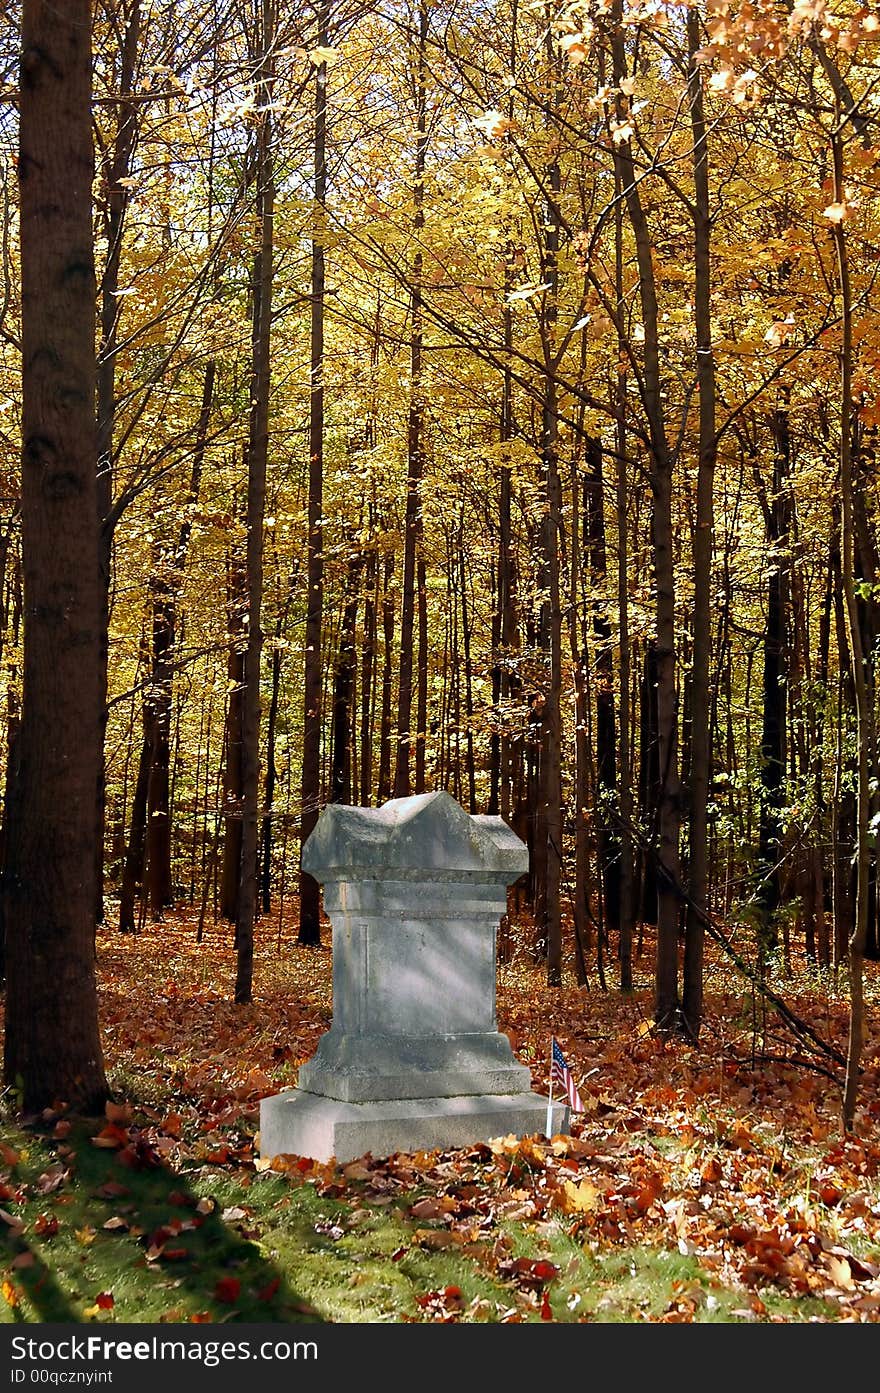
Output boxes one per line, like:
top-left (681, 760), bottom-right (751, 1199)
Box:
top-left (1, 906), bottom-right (879, 1324)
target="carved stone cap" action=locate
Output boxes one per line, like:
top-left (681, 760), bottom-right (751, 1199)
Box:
top-left (301, 791), bottom-right (528, 884)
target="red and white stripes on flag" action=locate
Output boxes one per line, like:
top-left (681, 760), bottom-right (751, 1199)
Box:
top-left (550, 1036), bottom-right (583, 1113)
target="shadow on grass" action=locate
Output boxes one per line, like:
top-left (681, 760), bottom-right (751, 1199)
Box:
top-left (0, 1120), bottom-right (323, 1324)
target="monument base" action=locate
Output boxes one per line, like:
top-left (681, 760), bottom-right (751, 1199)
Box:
top-left (259, 1088), bottom-right (568, 1165)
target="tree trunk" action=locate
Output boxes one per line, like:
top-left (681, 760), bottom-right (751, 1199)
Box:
top-left (3, 0), bottom-right (108, 1112)
top-left (330, 553), bottom-right (362, 803)
top-left (377, 549), bottom-right (395, 803)
top-left (235, 0), bottom-right (275, 1003)
top-left (583, 437), bottom-right (620, 935)
top-left (299, 2), bottom-right (329, 945)
top-left (393, 0), bottom-right (429, 800)
top-left (95, 0), bottom-right (141, 924)
top-left (220, 551), bottom-right (245, 922)
top-left (682, 6), bottom-right (717, 1040)
top-left (755, 401), bottom-right (791, 958)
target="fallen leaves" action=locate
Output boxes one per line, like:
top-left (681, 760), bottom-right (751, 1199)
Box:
top-left (1, 913), bottom-right (874, 1324)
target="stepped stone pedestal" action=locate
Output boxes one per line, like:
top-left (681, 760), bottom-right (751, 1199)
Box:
top-left (259, 791), bottom-right (564, 1163)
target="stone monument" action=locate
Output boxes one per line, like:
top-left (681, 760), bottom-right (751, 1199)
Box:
top-left (259, 791), bottom-right (565, 1163)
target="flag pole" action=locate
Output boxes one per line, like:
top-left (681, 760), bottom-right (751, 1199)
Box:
top-left (545, 1036), bottom-right (554, 1138)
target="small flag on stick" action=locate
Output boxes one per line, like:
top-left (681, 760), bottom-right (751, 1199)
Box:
top-left (550, 1037), bottom-right (583, 1113)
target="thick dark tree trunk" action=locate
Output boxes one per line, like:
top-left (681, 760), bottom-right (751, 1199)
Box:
top-left (3, 0), bottom-right (108, 1112)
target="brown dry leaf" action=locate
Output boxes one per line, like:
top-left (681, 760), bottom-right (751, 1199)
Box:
top-left (410, 1196), bottom-right (457, 1220)
top-left (412, 1227), bottom-right (464, 1250)
top-left (342, 1160), bottom-right (372, 1181)
top-left (36, 1164), bottom-right (68, 1193)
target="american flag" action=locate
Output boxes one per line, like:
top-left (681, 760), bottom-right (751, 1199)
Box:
top-left (551, 1037), bottom-right (583, 1113)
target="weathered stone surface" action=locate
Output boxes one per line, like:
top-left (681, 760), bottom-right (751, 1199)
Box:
top-left (260, 1090), bottom-right (567, 1168)
top-left (259, 791), bottom-right (564, 1164)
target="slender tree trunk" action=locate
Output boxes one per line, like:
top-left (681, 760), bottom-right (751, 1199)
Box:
top-left (261, 599), bottom-right (285, 915)
top-left (235, 0), bottom-right (275, 1002)
top-left (359, 546), bottom-right (377, 805)
top-left (3, 0), bottom-right (108, 1111)
top-left (830, 122), bottom-right (872, 1131)
top-left (393, 0), bottom-right (429, 800)
top-left (95, 0), bottom-right (141, 923)
top-left (609, 7), bottom-right (680, 1025)
top-left (330, 553), bottom-right (361, 803)
top-left (756, 401), bottom-right (791, 957)
top-left (540, 25), bottom-right (564, 987)
top-left (220, 548), bottom-right (245, 921)
top-left (682, 7), bottom-right (717, 1040)
top-left (614, 158), bottom-right (635, 991)
top-left (377, 548), bottom-right (395, 804)
top-left (584, 437), bottom-right (619, 935)
top-left (299, 3), bottom-right (329, 944)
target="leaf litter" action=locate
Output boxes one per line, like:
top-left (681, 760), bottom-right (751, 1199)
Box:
top-left (0, 907), bottom-right (878, 1322)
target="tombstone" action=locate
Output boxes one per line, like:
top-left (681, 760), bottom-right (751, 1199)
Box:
top-left (259, 791), bottom-right (566, 1163)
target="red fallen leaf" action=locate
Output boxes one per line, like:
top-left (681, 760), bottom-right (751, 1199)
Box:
top-left (530, 1260), bottom-right (559, 1283)
top-left (95, 1292), bottom-right (114, 1310)
top-left (105, 1101), bottom-right (132, 1125)
top-left (33, 1213), bottom-right (59, 1238)
top-left (191, 1313), bottom-right (212, 1323)
top-left (167, 1190), bottom-right (194, 1208)
top-left (257, 1277), bottom-right (280, 1302)
top-left (391, 1247), bottom-right (407, 1262)
top-left (0, 1143), bottom-right (19, 1166)
top-left (205, 1148), bottom-right (229, 1165)
top-left (161, 1114), bottom-right (183, 1138)
top-left (214, 1277), bottom-right (240, 1304)
top-left (92, 1124), bottom-right (129, 1149)
top-left (540, 1289), bottom-right (553, 1320)
top-left (161, 1248), bottom-right (190, 1261)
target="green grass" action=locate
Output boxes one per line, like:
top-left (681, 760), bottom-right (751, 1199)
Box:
top-left (0, 1116), bottom-right (845, 1324)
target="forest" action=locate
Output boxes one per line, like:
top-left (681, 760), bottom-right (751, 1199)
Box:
top-left (0, 0), bottom-right (879, 1328)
